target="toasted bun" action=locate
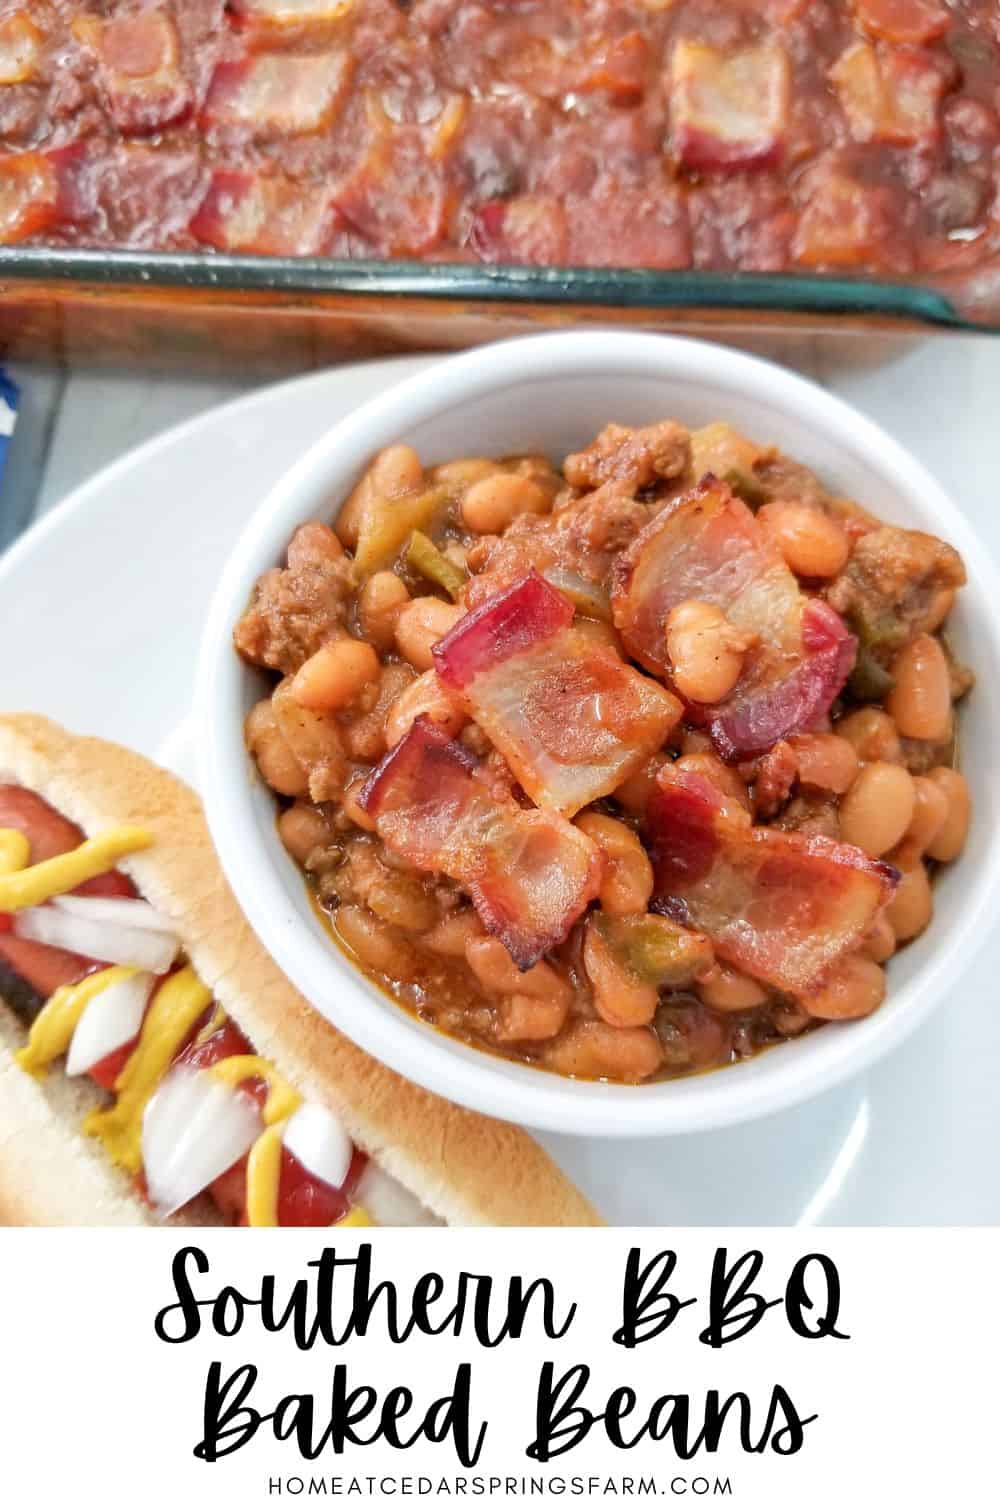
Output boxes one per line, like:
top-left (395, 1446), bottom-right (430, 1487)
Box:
top-left (0, 714), bottom-right (600, 1227)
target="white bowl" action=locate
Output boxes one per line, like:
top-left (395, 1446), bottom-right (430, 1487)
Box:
top-left (198, 331), bottom-right (1000, 1138)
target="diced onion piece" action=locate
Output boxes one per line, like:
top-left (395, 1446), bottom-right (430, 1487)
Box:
top-left (54, 893), bottom-right (177, 934)
top-left (282, 1102), bottom-right (353, 1190)
top-left (66, 971), bottom-right (154, 1078)
top-left (15, 905), bottom-right (179, 974)
top-left (354, 1160), bottom-right (439, 1227)
top-left (142, 1066), bottom-right (262, 1219)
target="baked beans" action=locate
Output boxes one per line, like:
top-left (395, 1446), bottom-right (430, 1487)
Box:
top-left (665, 599), bottom-right (752, 705)
top-left (888, 635), bottom-right (952, 742)
top-left (237, 419), bottom-right (972, 1085)
top-left (925, 768), bottom-right (970, 862)
top-left (758, 501), bottom-right (849, 579)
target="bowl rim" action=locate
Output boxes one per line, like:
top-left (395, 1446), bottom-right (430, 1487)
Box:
top-left (197, 329), bottom-right (1000, 1137)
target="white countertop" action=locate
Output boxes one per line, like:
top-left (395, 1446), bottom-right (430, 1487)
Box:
top-left (3, 331), bottom-right (999, 545)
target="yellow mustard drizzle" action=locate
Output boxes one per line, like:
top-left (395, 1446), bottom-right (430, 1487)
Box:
top-left (205, 1057), bottom-right (303, 1228)
top-left (0, 828), bottom-right (30, 875)
top-left (243, 1126), bottom-right (375, 1229)
top-left (15, 966), bottom-right (139, 1079)
top-left (0, 826), bottom-right (153, 912)
top-left (244, 1123), bottom-right (288, 1227)
top-left (200, 1060), bottom-right (371, 1229)
top-left (8, 824), bottom-right (375, 1228)
top-left (205, 1054), bottom-right (302, 1126)
top-left (339, 1207), bottom-right (374, 1227)
top-left (83, 965), bottom-right (212, 1172)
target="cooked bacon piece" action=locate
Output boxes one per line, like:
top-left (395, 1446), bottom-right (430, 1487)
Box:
top-left (610, 478), bottom-right (857, 760)
top-left (830, 41), bottom-right (945, 147)
top-left (646, 764), bottom-right (897, 995)
top-left (473, 183), bottom-right (691, 270)
top-left (710, 598), bottom-right (857, 761)
top-left (792, 156), bottom-right (904, 270)
top-left (191, 171), bottom-right (340, 255)
top-left (0, 152), bottom-right (59, 244)
top-left (360, 718), bottom-right (602, 969)
top-left (470, 195), bottom-right (569, 266)
top-left (437, 571), bottom-right (574, 687)
top-left (572, 182), bottom-right (693, 271)
top-left (230, 0), bottom-right (354, 41)
top-left (578, 31), bottom-right (649, 101)
top-left (202, 51), bottom-right (352, 137)
top-left (86, 145), bottom-right (207, 249)
top-left (669, 41), bottom-right (790, 173)
top-left (854, 0), bottom-right (950, 45)
top-left (611, 476), bottom-right (801, 678)
top-left (0, 13), bottom-right (43, 85)
top-left (231, 0), bottom-right (352, 19)
top-left (434, 573), bottom-right (681, 817)
top-left (333, 123), bottom-right (448, 256)
top-left (73, 12), bottom-right (192, 135)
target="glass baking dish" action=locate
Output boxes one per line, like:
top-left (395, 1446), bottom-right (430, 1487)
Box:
top-left (0, 246), bottom-right (994, 372)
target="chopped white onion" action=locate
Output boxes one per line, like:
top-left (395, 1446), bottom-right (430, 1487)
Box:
top-left (355, 1160), bottom-right (439, 1227)
top-left (65, 971), bottom-right (154, 1078)
top-left (15, 905), bottom-right (179, 974)
top-left (282, 1102), bottom-right (353, 1191)
top-left (142, 1066), bottom-right (262, 1220)
top-left (54, 893), bottom-right (177, 934)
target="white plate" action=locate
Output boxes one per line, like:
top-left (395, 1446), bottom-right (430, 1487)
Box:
top-left (2, 355), bottom-right (997, 1225)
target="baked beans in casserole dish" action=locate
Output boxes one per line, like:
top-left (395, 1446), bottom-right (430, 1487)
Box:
top-left (236, 418), bottom-right (973, 1085)
top-left (0, 1), bottom-right (998, 338)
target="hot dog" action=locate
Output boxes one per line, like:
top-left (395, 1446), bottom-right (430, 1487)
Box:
top-left (0, 714), bottom-right (599, 1227)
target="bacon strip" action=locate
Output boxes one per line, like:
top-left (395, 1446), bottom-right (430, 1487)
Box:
top-left (646, 765), bottom-right (897, 995)
top-left (190, 171), bottom-right (339, 255)
top-left (710, 598), bottom-right (856, 761)
top-left (360, 719), bottom-right (602, 969)
top-left (854, 0), bottom-right (950, 46)
top-left (438, 571), bottom-right (574, 685)
top-left (791, 156), bottom-right (901, 269)
top-left (0, 13), bottom-right (44, 85)
top-left (332, 123), bottom-right (448, 256)
top-left (669, 40), bottom-right (790, 172)
top-left (202, 51), bottom-right (352, 137)
top-left (0, 152), bottom-right (59, 244)
top-left (74, 13), bottom-right (192, 135)
top-left (231, 0), bottom-right (354, 39)
top-left (830, 41), bottom-right (944, 147)
top-left (610, 478), bottom-right (856, 760)
top-left (434, 573), bottom-right (681, 817)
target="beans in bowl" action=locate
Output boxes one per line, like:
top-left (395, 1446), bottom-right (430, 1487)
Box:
top-left (235, 419), bottom-right (972, 1085)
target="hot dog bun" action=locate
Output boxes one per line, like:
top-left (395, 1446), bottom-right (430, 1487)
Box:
top-left (0, 714), bottom-right (601, 1227)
